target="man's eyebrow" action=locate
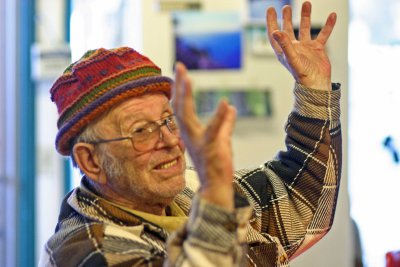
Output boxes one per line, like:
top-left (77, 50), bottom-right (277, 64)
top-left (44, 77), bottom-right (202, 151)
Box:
top-left (119, 100), bottom-right (172, 124)
top-left (121, 115), bottom-right (146, 128)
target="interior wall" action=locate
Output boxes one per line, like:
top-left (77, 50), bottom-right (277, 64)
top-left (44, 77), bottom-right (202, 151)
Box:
top-left (141, 1), bottom-right (351, 267)
top-left (34, 0), bottom-right (350, 266)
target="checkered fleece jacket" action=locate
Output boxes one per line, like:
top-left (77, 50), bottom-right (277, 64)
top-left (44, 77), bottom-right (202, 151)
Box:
top-left (40, 83), bottom-right (342, 267)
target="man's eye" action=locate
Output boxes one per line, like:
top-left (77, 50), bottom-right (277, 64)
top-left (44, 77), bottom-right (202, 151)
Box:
top-left (133, 127), bottom-right (147, 134)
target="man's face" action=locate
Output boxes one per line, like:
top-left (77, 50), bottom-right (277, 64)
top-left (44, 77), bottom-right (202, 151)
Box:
top-left (94, 93), bottom-right (186, 211)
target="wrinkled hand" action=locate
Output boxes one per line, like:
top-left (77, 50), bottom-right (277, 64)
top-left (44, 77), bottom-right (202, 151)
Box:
top-left (172, 63), bottom-right (236, 210)
top-left (267, 1), bottom-right (337, 90)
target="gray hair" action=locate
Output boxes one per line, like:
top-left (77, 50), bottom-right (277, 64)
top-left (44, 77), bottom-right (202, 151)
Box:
top-left (71, 123), bottom-right (124, 180)
top-left (70, 124), bottom-right (101, 168)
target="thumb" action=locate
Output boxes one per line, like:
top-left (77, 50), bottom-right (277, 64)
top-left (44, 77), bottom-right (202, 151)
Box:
top-left (206, 100), bottom-right (236, 140)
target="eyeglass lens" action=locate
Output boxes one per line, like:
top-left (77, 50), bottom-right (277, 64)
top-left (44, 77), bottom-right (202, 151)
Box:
top-left (132, 116), bottom-right (179, 151)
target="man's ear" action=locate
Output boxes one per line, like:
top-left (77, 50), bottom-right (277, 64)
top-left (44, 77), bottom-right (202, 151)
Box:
top-left (72, 143), bottom-right (106, 184)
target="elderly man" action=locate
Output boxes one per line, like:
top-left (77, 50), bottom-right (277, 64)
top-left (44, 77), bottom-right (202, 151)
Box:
top-left (40, 2), bottom-right (341, 266)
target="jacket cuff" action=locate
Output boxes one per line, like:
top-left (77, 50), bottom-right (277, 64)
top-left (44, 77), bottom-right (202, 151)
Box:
top-left (293, 82), bottom-right (341, 121)
top-left (187, 195), bottom-right (251, 253)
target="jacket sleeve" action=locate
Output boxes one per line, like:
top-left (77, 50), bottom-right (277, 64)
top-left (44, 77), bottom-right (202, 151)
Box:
top-left (233, 82), bottom-right (342, 265)
top-left (165, 194), bottom-right (253, 267)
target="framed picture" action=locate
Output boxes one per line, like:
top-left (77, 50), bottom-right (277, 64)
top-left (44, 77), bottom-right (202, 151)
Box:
top-left (172, 11), bottom-right (242, 70)
top-left (248, 0), bottom-right (291, 21)
top-left (195, 89), bottom-right (272, 118)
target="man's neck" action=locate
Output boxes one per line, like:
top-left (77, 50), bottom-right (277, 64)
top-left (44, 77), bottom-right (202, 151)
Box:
top-left (82, 177), bottom-right (171, 216)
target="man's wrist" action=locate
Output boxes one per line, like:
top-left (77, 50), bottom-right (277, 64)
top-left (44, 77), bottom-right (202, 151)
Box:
top-left (297, 80), bottom-right (331, 91)
top-left (199, 186), bottom-right (234, 211)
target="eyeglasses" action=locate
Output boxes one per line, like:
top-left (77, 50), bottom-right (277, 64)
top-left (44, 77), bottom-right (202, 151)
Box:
top-left (87, 114), bottom-right (179, 152)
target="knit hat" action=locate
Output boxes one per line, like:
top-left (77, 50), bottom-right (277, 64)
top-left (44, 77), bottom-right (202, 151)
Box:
top-left (50, 47), bottom-right (172, 156)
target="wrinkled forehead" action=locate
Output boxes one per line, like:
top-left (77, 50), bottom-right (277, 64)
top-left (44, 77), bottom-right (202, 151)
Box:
top-left (102, 92), bottom-right (172, 126)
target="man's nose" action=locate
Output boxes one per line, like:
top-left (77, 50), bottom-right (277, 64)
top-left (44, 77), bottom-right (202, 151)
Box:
top-left (156, 125), bottom-right (180, 148)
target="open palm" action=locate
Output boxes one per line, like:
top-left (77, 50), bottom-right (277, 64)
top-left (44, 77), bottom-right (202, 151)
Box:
top-left (267, 1), bottom-right (337, 90)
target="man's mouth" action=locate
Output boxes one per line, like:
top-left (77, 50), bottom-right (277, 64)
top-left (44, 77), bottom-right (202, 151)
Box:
top-left (156, 159), bottom-right (178, 170)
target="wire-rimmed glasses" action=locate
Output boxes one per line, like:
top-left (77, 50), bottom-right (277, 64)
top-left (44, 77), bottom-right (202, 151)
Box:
top-left (87, 114), bottom-right (179, 152)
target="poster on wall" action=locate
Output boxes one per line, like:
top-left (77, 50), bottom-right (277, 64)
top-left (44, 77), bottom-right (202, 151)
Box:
top-left (249, 0), bottom-right (291, 21)
top-left (157, 0), bottom-right (202, 11)
top-left (195, 89), bottom-right (272, 118)
top-left (172, 11), bottom-right (242, 70)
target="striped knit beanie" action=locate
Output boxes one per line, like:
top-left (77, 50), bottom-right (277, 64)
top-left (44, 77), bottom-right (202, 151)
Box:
top-left (50, 47), bottom-right (172, 156)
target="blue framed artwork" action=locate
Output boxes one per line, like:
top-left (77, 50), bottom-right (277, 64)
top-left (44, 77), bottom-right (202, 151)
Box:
top-left (249, 0), bottom-right (291, 21)
top-left (172, 11), bottom-right (242, 70)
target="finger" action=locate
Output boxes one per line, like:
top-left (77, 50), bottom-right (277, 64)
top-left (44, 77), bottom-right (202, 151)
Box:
top-left (272, 31), bottom-right (299, 70)
top-left (206, 100), bottom-right (236, 140)
top-left (172, 62), bottom-right (188, 127)
top-left (181, 78), bottom-right (198, 122)
top-left (299, 1), bottom-right (312, 41)
top-left (266, 7), bottom-right (283, 55)
top-left (206, 100), bottom-right (228, 140)
top-left (172, 62), bottom-right (185, 114)
top-left (181, 79), bottom-right (202, 134)
top-left (219, 104), bottom-right (237, 138)
top-left (282, 5), bottom-right (296, 40)
top-left (173, 62), bottom-right (194, 117)
top-left (172, 63), bottom-right (201, 136)
top-left (316, 12), bottom-right (337, 45)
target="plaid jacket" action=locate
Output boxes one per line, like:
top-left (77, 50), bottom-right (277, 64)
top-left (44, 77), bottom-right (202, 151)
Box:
top-left (39, 83), bottom-right (342, 267)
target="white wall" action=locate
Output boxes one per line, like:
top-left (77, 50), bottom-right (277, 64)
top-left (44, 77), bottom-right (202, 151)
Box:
top-left (142, 1), bottom-right (351, 266)
top-left (35, 0), bottom-right (350, 266)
